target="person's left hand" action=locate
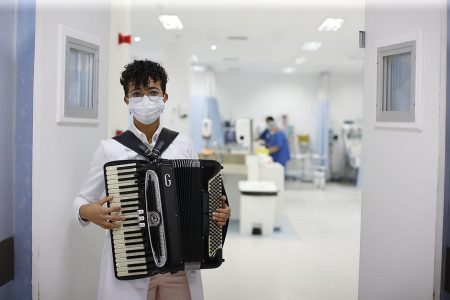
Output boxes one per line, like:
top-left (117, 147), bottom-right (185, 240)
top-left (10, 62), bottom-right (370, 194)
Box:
top-left (213, 196), bottom-right (231, 227)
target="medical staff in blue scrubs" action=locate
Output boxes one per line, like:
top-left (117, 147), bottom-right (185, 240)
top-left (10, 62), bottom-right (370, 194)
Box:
top-left (265, 117), bottom-right (291, 167)
top-left (258, 116), bottom-right (274, 144)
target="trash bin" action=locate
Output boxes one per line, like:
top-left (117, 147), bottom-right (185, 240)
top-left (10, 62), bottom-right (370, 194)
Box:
top-left (238, 181), bottom-right (278, 236)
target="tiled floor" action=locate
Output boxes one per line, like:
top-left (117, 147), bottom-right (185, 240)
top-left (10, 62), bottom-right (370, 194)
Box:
top-left (202, 182), bottom-right (361, 300)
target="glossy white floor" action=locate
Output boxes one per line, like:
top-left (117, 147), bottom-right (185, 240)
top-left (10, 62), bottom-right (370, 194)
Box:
top-left (202, 182), bottom-right (361, 300)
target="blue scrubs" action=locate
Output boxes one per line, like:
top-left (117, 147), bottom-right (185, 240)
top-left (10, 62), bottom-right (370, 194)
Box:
top-left (267, 131), bottom-right (291, 166)
top-left (259, 129), bottom-right (271, 145)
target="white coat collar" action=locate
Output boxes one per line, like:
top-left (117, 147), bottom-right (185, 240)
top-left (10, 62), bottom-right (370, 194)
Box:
top-left (128, 120), bottom-right (163, 149)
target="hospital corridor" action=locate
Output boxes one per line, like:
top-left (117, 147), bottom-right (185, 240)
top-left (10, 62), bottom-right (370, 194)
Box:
top-left (0, 0), bottom-right (449, 299)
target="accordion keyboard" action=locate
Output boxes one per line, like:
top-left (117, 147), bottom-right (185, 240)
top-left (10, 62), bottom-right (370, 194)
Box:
top-left (105, 162), bottom-right (151, 278)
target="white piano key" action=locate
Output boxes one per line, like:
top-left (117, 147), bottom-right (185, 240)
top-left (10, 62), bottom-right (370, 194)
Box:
top-left (120, 206), bottom-right (139, 212)
top-left (120, 225), bottom-right (142, 232)
top-left (117, 270), bottom-right (148, 277)
top-left (107, 181), bottom-right (138, 189)
top-left (116, 257), bottom-right (147, 267)
top-left (112, 232), bottom-right (142, 239)
top-left (116, 258), bottom-right (147, 267)
top-left (106, 163), bottom-right (137, 170)
top-left (117, 266), bottom-right (148, 273)
top-left (106, 165), bottom-right (137, 172)
top-left (108, 187), bottom-right (139, 194)
top-left (114, 242), bottom-right (143, 249)
top-left (119, 212), bottom-right (138, 219)
top-left (106, 168), bottom-right (137, 175)
top-left (112, 200), bottom-right (139, 206)
top-left (113, 238), bottom-right (143, 246)
top-left (106, 174), bottom-right (136, 180)
top-left (111, 193), bottom-right (139, 200)
top-left (121, 219), bottom-right (140, 225)
top-left (112, 225), bottom-right (141, 233)
top-left (107, 175), bottom-right (136, 183)
top-left (115, 245), bottom-right (145, 253)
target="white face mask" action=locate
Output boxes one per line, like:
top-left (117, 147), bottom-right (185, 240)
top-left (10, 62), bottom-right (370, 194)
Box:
top-left (128, 95), bottom-right (165, 125)
top-left (267, 121), bottom-right (277, 132)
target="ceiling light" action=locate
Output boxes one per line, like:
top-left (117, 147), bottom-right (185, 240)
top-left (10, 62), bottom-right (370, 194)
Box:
top-left (227, 36), bottom-right (248, 41)
top-left (158, 15), bottom-right (183, 31)
top-left (191, 64), bottom-right (206, 72)
top-left (210, 44), bottom-right (217, 50)
top-left (283, 67), bottom-right (295, 74)
top-left (295, 57), bottom-right (307, 64)
top-left (318, 18), bottom-right (344, 32)
top-left (302, 41), bottom-right (322, 51)
top-left (134, 36), bottom-right (141, 42)
top-left (191, 55), bottom-right (199, 62)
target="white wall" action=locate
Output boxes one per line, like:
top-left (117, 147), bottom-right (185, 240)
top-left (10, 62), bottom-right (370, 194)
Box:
top-left (32, 2), bottom-right (110, 299)
top-left (215, 72), bottom-right (363, 149)
top-left (108, 0), bottom-right (131, 137)
top-left (130, 45), bottom-right (192, 135)
top-left (160, 45), bottom-right (191, 133)
top-left (359, 2), bottom-right (446, 299)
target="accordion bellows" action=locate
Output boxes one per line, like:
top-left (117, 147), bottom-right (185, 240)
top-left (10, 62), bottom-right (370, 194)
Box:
top-left (103, 159), bottom-right (225, 280)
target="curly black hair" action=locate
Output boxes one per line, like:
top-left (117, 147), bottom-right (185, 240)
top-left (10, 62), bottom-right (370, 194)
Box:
top-left (120, 59), bottom-right (169, 96)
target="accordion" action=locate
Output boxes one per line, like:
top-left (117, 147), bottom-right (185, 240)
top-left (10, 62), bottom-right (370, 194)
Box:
top-left (103, 158), bottom-right (225, 280)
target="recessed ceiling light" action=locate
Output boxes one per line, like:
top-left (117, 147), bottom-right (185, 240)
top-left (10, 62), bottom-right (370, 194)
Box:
top-left (227, 36), bottom-right (248, 41)
top-left (283, 67), bottom-right (295, 74)
top-left (318, 18), bottom-right (344, 32)
top-left (134, 36), bottom-right (141, 42)
top-left (158, 15), bottom-right (183, 31)
top-left (210, 44), bottom-right (217, 50)
top-left (191, 55), bottom-right (199, 62)
top-left (191, 64), bottom-right (206, 72)
top-left (295, 57), bottom-right (307, 64)
top-left (302, 41), bottom-right (322, 51)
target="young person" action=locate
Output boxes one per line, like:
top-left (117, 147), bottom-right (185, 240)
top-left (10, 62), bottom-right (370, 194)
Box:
top-left (73, 60), bottom-right (231, 300)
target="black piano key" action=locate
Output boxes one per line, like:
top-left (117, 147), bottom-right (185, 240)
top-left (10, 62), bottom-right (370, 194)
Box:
top-left (122, 203), bottom-right (141, 208)
top-left (124, 234), bottom-right (147, 241)
top-left (119, 197), bottom-right (140, 203)
top-left (122, 222), bottom-right (139, 227)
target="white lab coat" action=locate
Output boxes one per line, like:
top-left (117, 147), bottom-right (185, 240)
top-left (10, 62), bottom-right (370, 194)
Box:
top-left (73, 126), bottom-right (203, 300)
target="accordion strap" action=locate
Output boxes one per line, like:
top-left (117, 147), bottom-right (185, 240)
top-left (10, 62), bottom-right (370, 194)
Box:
top-left (113, 127), bottom-right (179, 161)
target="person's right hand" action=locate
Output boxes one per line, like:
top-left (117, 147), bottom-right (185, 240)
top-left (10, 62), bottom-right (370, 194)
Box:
top-left (79, 196), bottom-right (125, 230)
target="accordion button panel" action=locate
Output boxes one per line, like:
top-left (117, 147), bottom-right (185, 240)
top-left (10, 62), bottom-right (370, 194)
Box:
top-left (208, 173), bottom-right (223, 258)
top-left (105, 162), bottom-right (151, 279)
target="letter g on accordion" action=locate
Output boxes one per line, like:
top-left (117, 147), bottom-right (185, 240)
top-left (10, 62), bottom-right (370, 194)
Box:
top-left (103, 158), bottom-right (227, 280)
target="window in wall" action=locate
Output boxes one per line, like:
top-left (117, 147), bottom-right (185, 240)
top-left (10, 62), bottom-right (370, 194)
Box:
top-left (376, 41), bottom-right (416, 122)
top-left (64, 36), bottom-right (99, 119)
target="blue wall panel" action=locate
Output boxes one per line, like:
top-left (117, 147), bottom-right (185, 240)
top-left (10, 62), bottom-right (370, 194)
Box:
top-left (13, 0), bottom-right (35, 298)
top-left (0, 0), bottom-right (35, 298)
top-left (0, 0), bottom-right (15, 245)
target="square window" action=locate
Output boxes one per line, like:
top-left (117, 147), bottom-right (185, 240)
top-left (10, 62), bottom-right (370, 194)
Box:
top-left (377, 41), bottom-right (416, 122)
